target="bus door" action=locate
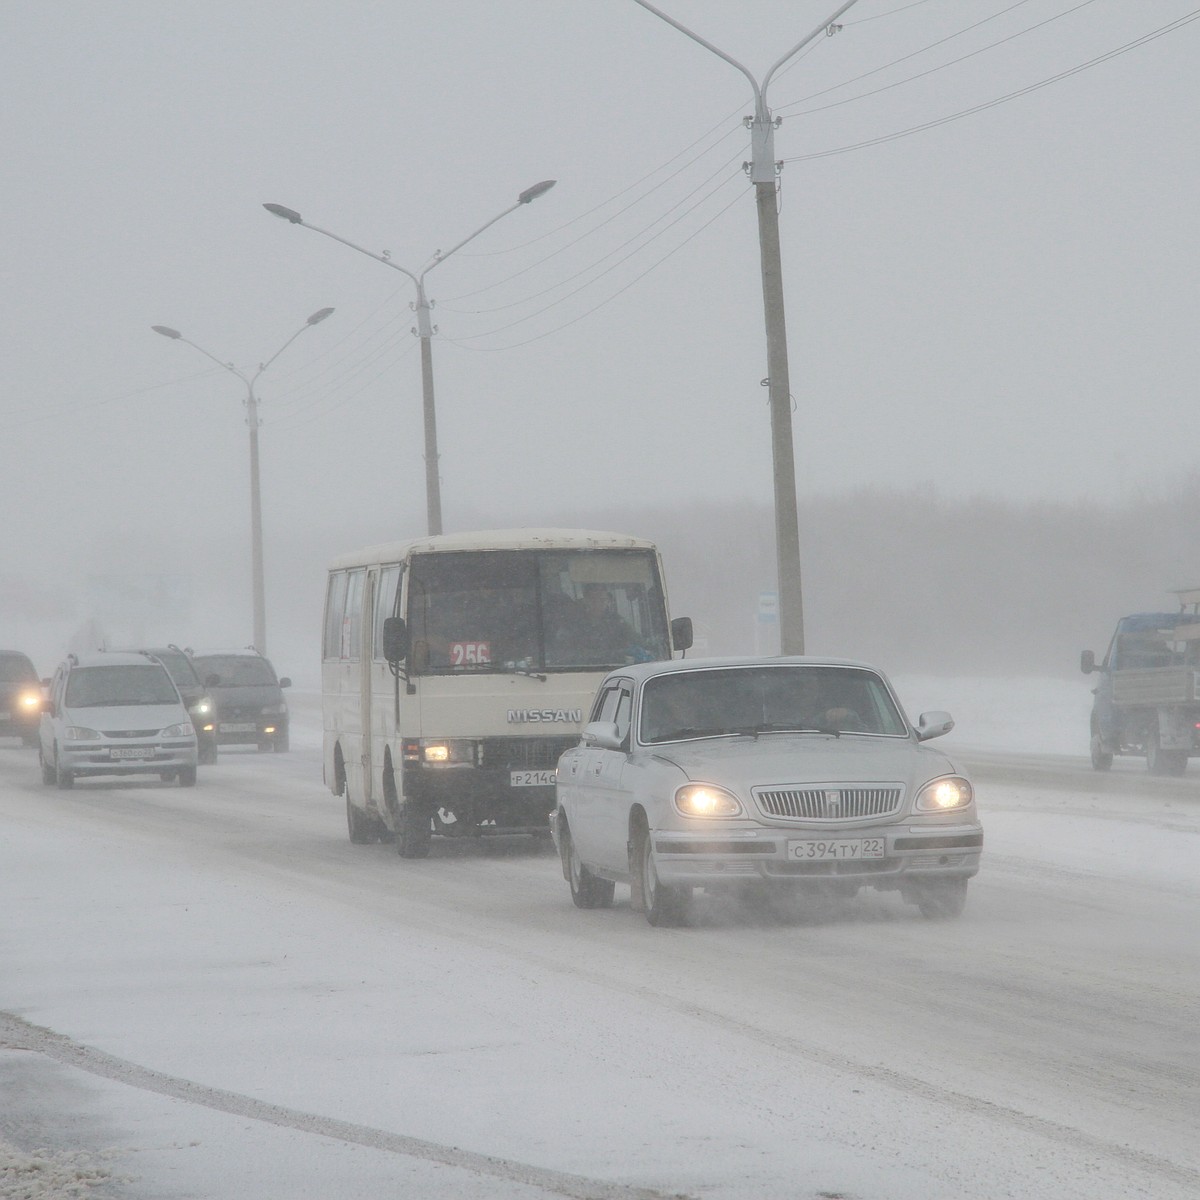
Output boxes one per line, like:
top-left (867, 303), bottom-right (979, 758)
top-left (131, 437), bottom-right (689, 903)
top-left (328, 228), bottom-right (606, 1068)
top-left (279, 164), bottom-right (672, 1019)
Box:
top-left (359, 569), bottom-right (377, 804)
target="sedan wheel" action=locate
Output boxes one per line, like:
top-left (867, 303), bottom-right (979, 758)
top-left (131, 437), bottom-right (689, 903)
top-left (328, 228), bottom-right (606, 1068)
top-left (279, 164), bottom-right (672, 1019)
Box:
top-left (563, 821), bottom-right (615, 909)
top-left (914, 878), bottom-right (968, 920)
top-left (635, 824), bottom-right (689, 927)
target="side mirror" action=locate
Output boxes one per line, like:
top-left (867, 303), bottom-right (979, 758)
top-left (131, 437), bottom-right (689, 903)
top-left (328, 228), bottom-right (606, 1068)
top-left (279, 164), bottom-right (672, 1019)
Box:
top-left (278, 677), bottom-right (291, 688)
top-left (382, 617), bottom-right (409, 664)
top-left (581, 721), bottom-right (623, 751)
top-left (915, 710), bottom-right (954, 741)
top-left (204, 673), bottom-right (221, 687)
top-left (670, 616), bottom-right (693, 653)
top-left (1080, 650), bottom-right (1096, 675)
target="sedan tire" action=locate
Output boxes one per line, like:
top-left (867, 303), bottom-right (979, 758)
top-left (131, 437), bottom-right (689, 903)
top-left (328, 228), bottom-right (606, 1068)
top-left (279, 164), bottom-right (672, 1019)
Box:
top-left (914, 878), bottom-right (968, 920)
top-left (562, 820), bottom-right (615, 909)
top-left (634, 823), bottom-right (689, 927)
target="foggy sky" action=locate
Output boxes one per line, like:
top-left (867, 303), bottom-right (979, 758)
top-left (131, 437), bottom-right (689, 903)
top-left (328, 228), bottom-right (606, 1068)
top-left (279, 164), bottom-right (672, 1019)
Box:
top-left (4, 1), bottom-right (1199, 668)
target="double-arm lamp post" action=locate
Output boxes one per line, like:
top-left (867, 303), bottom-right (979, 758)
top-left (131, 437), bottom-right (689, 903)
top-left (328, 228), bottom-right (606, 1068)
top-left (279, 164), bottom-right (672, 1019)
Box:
top-left (263, 180), bottom-right (557, 537)
top-left (633, 0), bottom-right (859, 655)
top-left (151, 307), bottom-right (335, 655)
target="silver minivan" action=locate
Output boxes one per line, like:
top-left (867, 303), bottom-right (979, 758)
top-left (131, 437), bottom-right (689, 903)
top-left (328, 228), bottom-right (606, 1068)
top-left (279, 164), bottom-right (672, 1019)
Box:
top-left (39, 651), bottom-right (199, 788)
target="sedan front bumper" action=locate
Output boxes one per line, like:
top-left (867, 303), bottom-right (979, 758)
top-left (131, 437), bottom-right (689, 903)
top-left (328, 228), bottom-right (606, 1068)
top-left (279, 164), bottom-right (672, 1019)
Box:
top-left (649, 821), bottom-right (983, 890)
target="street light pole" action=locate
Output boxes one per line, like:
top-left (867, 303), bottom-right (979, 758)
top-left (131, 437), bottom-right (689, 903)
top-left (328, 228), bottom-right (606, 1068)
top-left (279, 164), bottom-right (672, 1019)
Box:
top-left (263, 179), bottom-right (557, 537)
top-left (632, 0), bottom-right (858, 655)
top-left (151, 307), bottom-right (335, 655)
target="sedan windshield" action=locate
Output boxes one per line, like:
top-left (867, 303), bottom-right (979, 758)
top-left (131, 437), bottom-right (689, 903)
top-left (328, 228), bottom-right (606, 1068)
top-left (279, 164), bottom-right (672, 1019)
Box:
top-left (65, 665), bottom-right (179, 707)
top-left (640, 665), bottom-right (908, 743)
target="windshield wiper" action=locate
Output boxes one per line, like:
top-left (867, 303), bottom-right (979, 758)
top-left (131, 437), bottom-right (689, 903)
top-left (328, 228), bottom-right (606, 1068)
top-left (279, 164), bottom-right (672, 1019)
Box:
top-left (501, 658), bottom-right (547, 682)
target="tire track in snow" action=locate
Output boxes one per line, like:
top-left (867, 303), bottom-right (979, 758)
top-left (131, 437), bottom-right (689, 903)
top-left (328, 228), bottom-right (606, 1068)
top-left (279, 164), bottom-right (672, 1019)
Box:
top-left (0, 1011), bottom-right (692, 1200)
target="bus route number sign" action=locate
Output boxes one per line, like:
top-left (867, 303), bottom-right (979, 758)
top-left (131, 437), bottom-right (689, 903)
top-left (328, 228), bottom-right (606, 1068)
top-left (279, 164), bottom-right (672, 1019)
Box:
top-left (450, 641), bottom-right (491, 666)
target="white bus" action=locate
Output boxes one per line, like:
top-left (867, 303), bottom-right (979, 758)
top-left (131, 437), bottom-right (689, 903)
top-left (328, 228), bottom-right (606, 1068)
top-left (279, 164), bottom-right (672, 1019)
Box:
top-left (323, 528), bottom-right (692, 857)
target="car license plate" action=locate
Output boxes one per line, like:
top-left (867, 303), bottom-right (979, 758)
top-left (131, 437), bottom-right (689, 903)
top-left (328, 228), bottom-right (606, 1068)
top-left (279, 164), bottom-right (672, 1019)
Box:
top-left (110, 747), bottom-right (154, 760)
top-left (220, 722), bottom-right (258, 733)
top-left (510, 769), bottom-right (556, 787)
top-left (787, 837), bottom-right (885, 861)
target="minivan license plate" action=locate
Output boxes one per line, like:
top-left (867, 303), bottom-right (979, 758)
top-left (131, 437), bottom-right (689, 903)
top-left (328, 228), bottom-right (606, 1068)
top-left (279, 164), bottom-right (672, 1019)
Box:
top-left (510, 769), bottom-right (556, 787)
top-left (110, 747), bottom-right (153, 760)
top-left (787, 838), bottom-right (885, 861)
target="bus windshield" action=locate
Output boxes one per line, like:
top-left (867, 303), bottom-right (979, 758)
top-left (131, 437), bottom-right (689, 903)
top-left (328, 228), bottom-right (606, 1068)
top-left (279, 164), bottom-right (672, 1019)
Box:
top-left (406, 548), bottom-right (671, 674)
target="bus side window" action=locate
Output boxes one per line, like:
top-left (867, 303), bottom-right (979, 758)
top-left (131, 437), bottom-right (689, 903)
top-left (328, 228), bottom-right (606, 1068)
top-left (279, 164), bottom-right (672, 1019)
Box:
top-left (324, 572), bottom-right (349, 660)
top-left (342, 570), bottom-right (365, 660)
top-left (373, 566), bottom-right (401, 661)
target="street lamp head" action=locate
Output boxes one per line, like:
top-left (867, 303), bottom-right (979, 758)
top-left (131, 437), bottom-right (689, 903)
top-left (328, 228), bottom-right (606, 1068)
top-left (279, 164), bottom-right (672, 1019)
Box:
top-left (517, 180), bottom-right (556, 204)
top-left (151, 325), bottom-right (182, 339)
top-left (307, 307), bottom-right (335, 325)
top-left (264, 203), bottom-right (303, 224)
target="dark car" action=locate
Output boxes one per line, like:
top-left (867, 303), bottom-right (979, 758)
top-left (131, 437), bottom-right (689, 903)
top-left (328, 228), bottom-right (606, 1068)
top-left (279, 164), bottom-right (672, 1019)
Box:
top-left (191, 651), bottom-right (290, 752)
top-left (113, 645), bottom-right (218, 764)
top-left (0, 650), bottom-right (42, 745)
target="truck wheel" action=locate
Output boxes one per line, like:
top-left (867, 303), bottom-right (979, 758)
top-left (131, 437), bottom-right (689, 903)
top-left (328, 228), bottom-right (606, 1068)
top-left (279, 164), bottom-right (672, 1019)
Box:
top-left (1089, 734), bottom-right (1113, 771)
top-left (1147, 734), bottom-right (1187, 776)
top-left (562, 819), bottom-right (615, 909)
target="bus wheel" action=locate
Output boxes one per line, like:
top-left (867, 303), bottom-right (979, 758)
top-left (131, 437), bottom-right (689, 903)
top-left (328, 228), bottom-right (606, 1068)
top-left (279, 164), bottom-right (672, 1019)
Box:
top-left (346, 790), bottom-right (376, 845)
top-left (395, 800), bottom-right (432, 859)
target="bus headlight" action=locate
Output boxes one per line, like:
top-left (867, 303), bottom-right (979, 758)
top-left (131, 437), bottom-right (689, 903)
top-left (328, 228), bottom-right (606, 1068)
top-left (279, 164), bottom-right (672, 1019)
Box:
top-left (403, 738), bottom-right (478, 767)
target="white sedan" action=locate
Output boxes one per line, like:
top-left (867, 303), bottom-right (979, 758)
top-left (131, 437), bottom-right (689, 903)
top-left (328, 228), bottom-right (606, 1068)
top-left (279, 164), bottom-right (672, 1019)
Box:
top-left (552, 656), bottom-right (982, 926)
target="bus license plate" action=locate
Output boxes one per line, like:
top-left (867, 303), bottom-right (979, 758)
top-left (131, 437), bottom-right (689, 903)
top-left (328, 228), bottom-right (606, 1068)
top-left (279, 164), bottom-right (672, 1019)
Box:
top-left (787, 838), bottom-right (885, 861)
top-left (110, 747), bottom-right (154, 760)
top-left (510, 770), bottom-right (556, 787)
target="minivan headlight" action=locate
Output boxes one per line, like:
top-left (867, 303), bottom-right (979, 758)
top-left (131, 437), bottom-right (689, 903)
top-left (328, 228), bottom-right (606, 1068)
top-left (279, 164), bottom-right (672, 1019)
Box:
top-left (18, 690), bottom-right (41, 711)
top-left (64, 726), bottom-right (101, 740)
top-left (161, 723), bottom-right (195, 738)
top-left (914, 776), bottom-right (973, 812)
top-left (674, 783), bottom-right (743, 818)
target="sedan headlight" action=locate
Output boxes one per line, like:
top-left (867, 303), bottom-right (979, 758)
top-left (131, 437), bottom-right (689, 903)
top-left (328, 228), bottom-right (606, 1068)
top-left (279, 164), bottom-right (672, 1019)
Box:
top-left (674, 783), bottom-right (743, 818)
top-left (161, 722), bottom-right (195, 738)
top-left (18, 690), bottom-right (41, 711)
top-left (64, 726), bottom-right (101, 740)
top-left (914, 775), bottom-right (973, 812)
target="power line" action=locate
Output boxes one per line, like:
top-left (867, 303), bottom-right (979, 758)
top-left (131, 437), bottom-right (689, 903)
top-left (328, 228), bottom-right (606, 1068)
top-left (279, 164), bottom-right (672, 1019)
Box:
top-left (446, 181), bottom-right (748, 353)
top-left (779, 0), bottom-right (1095, 120)
top-left (782, 9), bottom-right (1200, 163)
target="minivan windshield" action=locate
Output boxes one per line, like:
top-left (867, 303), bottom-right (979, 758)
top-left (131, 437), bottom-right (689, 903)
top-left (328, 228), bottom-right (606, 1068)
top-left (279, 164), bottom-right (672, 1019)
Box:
top-left (193, 655), bottom-right (277, 687)
top-left (66, 665), bottom-right (179, 707)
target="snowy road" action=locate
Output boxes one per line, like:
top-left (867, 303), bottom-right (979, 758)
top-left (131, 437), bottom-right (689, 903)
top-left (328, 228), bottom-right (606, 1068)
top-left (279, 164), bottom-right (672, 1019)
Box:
top-left (2, 693), bottom-right (1197, 1199)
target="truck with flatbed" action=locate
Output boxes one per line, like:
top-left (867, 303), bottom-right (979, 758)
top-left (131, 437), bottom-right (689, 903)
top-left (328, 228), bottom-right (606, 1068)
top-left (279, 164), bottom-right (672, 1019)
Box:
top-left (1081, 589), bottom-right (1200, 775)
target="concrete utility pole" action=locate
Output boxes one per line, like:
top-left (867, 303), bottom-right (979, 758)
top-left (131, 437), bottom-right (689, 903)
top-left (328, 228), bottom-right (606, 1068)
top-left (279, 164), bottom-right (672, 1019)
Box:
top-left (632, 0), bottom-right (858, 655)
top-left (264, 181), bottom-right (556, 537)
top-left (151, 308), bottom-right (334, 655)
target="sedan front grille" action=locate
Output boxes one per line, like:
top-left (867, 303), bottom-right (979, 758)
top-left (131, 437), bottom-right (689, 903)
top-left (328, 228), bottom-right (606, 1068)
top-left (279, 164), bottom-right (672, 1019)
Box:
top-left (753, 785), bottom-right (903, 821)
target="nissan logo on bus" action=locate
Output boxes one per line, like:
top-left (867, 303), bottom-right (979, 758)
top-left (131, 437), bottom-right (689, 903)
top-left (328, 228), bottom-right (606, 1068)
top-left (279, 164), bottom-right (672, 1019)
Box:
top-left (507, 709), bottom-right (583, 724)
